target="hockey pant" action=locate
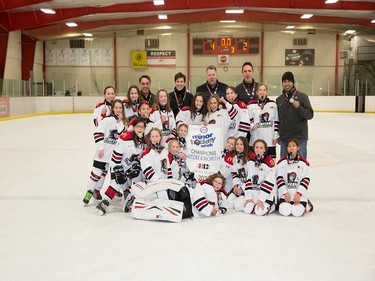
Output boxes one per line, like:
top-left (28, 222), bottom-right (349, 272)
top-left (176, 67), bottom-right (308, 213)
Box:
top-left (243, 199), bottom-right (275, 216)
top-left (87, 161), bottom-right (108, 191)
top-left (227, 193), bottom-right (245, 211)
top-left (278, 198), bottom-right (309, 217)
top-left (131, 179), bottom-right (192, 220)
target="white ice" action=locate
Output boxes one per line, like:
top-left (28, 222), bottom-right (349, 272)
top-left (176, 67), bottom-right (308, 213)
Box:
top-left (0, 113), bottom-right (374, 281)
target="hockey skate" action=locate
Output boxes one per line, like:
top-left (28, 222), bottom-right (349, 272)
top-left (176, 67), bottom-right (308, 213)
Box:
top-left (122, 194), bottom-right (135, 213)
top-left (115, 191), bottom-right (123, 199)
top-left (93, 199), bottom-right (110, 216)
top-left (307, 199), bottom-right (314, 212)
top-left (93, 189), bottom-right (102, 200)
top-left (83, 190), bottom-right (93, 204)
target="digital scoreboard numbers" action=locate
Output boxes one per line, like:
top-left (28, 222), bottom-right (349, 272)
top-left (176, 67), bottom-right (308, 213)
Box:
top-left (193, 37), bottom-right (259, 55)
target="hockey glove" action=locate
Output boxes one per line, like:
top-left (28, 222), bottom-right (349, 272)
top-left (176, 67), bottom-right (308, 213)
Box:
top-left (113, 165), bottom-right (126, 185)
top-left (128, 163), bottom-right (141, 179)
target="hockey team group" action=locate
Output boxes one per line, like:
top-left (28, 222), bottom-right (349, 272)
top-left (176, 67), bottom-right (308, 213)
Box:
top-left (83, 63), bottom-right (314, 222)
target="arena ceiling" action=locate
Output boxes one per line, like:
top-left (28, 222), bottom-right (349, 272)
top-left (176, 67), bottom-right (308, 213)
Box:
top-left (1, 0), bottom-right (375, 40)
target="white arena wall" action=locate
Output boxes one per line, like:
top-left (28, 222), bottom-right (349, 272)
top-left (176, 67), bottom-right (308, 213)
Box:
top-left (2, 96), bottom-right (375, 119)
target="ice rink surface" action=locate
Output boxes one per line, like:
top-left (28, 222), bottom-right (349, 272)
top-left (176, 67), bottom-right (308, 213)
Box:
top-left (0, 112), bottom-right (374, 281)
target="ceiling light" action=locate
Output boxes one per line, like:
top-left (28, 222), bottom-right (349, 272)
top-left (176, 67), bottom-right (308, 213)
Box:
top-left (83, 33), bottom-right (93, 37)
top-left (153, 0), bottom-right (164, 5)
top-left (325, 0), bottom-right (339, 3)
top-left (225, 9), bottom-right (244, 14)
top-left (372, 19), bottom-right (375, 23)
top-left (162, 26), bottom-right (171, 29)
top-left (158, 14), bottom-right (167, 20)
top-left (220, 20), bottom-right (236, 23)
top-left (66, 22), bottom-right (78, 27)
top-left (301, 14), bottom-right (313, 19)
top-left (345, 30), bottom-right (356, 34)
top-left (40, 8), bottom-right (56, 14)
top-left (286, 26), bottom-right (295, 29)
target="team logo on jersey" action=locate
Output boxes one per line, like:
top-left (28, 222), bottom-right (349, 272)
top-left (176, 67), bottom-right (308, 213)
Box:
top-left (258, 112), bottom-right (273, 128)
top-left (288, 172), bottom-right (297, 183)
top-left (161, 158), bottom-right (168, 174)
top-left (124, 153), bottom-right (140, 166)
top-left (238, 168), bottom-right (247, 183)
top-left (229, 120), bottom-right (236, 130)
top-left (162, 119), bottom-right (171, 136)
top-left (260, 112), bottom-right (270, 122)
top-left (287, 171), bottom-right (298, 189)
top-left (252, 175), bottom-right (259, 185)
top-left (105, 129), bottom-right (119, 144)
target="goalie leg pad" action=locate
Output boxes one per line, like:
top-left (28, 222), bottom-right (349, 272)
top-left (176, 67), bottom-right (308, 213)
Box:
top-left (131, 179), bottom-right (185, 199)
top-left (131, 198), bottom-right (184, 223)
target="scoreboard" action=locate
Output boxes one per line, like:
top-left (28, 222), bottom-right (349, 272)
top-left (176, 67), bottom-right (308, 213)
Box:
top-left (193, 37), bottom-right (259, 55)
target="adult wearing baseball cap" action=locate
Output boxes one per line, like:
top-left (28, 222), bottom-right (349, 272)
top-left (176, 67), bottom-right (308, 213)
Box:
top-left (276, 71), bottom-right (314, 159)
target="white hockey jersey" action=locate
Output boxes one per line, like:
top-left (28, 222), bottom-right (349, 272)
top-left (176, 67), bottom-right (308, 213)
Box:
top-left (207, 103), bottom-right (237, 144)
top-left (188, 181), bottom-right (217, 218)
top-left (219, 151), bottom-right (235, 193)
top-left (93, 100), bottom-right (112, 127)
top-left (124, 103), bottom-right (139, 122)
top-left (168, 153), bottom-right (182, 181)
top-left (227, 100), bottom-right (250, 138)
top-left (247, 99), bottom-right (279, 147)
top-left (276, 156), bottom-right (310, 201)
top-left (230, 152), bottom-right (255, 192)
top-left (141, 147), bottom-right (173, 183)
top-left (93, 116), bottom-right (126, 163)
top-left (176, 106), bottom-right (207, 126)
top-left (110, 131), bottom-right (145, 174)
top-left (244, 156), bottom-right (276, 204)
top-left (149, 109), bottom-right (176, 145)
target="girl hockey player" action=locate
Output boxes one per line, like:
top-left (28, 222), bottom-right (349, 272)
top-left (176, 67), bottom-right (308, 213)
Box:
top-left (224, 86), bottom-right (250, 138)
top-left (206, 94), bottom-right (237, 144)
top-left (83, 99), bottom-right (127, 204)
top-left (276, 139), bottom-right (313, 217)
top-left (176, 92), bottom-right (207, 126)
top-left (243, 139), bottom-right (276, 216)
top-left (168, 139), bottom-right (182, 181)
top-left (248, 84), bottom-right (279, 159)
top-left (123, 85), bottom-right (143, 122)
top-left (94, 118), bottom-right (146, 216)
top-left (227, 136), bottom-right (255, 211)
top-left (141, 128), bottom-right (173, 185)
top-left (219, 136), bottom-right (236, 193)
top-left (128, 102), bottom-right (162, 137)
top-left (166, 123), bottom-right (193, 184)
top-left (93, 86), bottom-right (116, 127)
top-left (150, 89), bottom-right (176, 146)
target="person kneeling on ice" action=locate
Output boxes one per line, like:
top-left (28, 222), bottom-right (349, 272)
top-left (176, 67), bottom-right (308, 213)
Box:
top-left (243, 139), bottom-right (277, 216)
top-left (130, 174), bottom-right (228, 223)
top-left (276, 139), bottom-right (313, 217)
